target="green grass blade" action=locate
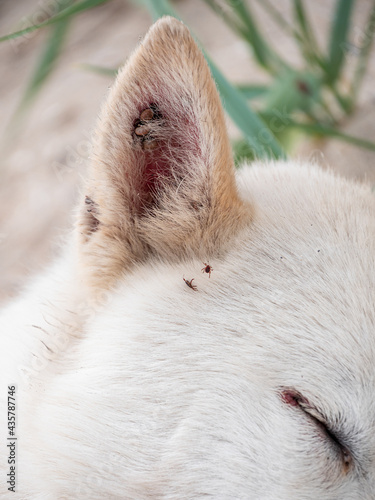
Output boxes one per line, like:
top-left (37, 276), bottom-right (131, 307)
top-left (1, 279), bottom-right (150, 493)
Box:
top-left (292, 0), bottom-right (324, 66)
top-left (226, 0), bottom-right (286, 73)
top-left (202, 0), bottom-right (253, 47)
top-left (18, 20), bottom-right (70, 112)
top-left (9, 0), bottom-right (73, 126)
top-left (349, 0), bottom-right (375, 106)
top-left (236, 84), bottom-right (269, 100)
top-left (0, 0), bottom-right (111, 42)
top-left (325, 0), bottom-right (355, 84)
top-left (260, 114), bottom-right (375, 152)
top-left (293, 0), bottom-right (318, 48)
top-left (228, 1), bottom-right (270, 68)
top-left (202, 0), bottom-right (290, 74)
top-left (298, 123), bottom-right (375, 151)
top-left (79, 63), bottom-right (118, 77)
top-left (207, 57), bottom-right (285, 159)
top-left (254, 0), bottom-right (324, 73)
top-left (255, 0), bottom-right (295, 36)
top-left (140, 0), bottom-right (177, 20)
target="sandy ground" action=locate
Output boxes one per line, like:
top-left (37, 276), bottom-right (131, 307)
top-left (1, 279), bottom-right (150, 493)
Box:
top-left (1, 0), bottom-right (375, 302)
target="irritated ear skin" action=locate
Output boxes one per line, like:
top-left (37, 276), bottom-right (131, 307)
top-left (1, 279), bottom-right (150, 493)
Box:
top-left (76, 16), bottom-right (252, 290)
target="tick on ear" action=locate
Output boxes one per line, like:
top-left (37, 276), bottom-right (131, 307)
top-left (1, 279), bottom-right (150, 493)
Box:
top-left (140, 108), bottom-right (154, 121)
top-left (132, 104), bottom-right (162, 150)
top-left (134, 124), bottom-right (151, 137)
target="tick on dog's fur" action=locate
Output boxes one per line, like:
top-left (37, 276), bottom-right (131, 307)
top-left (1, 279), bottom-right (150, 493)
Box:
top-left (183, 277), bottom-right (197, 291)
top-left (201, 263), bottom-right (213, 278)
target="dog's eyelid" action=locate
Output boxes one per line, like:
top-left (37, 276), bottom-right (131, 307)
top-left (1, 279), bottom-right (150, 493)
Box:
top-left (281, 388), bottom-right (335, 427)
top-left (299, 402), bottom-right (327, 425)
top-left (280, 388), bottom-right (353, 468)
top-left (301, 404), bottom-right (344, 445)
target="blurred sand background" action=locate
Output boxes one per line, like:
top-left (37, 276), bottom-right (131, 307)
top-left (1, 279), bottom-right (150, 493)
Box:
top-left (1, 0), bottom-right (375, 302)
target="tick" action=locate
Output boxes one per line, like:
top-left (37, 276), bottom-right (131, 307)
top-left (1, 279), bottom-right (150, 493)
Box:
top-left (133, 104), bottom-right (162, 150)
top-left (183, 277), bottom-right (197, 291)
top-left (201, 262), bottom-right (213, 278)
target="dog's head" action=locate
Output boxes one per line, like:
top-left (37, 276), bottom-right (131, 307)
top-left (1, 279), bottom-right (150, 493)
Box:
top-left (17, 17), bottom-right (375, 499)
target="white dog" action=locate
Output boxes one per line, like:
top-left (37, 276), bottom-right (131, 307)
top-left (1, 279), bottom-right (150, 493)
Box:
top-left (1, 17), bottom-right (374, 499)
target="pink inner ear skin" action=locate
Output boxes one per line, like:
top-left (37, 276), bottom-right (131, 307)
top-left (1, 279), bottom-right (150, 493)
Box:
top-left (143, 148), bottom-right (174, 197)
top-left (131, 98), bottom-right (202, 214)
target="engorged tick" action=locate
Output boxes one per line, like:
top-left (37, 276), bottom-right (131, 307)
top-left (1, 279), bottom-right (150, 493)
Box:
top-left (133, 104), bottom-right (162, 150)
top-left (140, 108), bottom-right (154, 121)
top-left (134, 124), bottom-right (151, 137)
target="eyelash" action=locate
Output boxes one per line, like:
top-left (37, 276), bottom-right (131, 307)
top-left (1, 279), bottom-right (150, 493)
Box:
top-left (280, 388), bottom-right (352, 471)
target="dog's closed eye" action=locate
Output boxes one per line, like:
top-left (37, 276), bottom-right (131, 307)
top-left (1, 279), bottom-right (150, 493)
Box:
top-left (280, 388), bottom-right (352, 473)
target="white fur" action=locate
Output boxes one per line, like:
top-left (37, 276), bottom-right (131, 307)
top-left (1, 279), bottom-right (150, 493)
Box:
top-left (1, 161), bottom-right (375, 499)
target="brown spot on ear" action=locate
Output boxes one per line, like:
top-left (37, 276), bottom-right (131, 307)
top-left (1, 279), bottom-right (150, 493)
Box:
top-left (83, 196), bottom-right (100, 239)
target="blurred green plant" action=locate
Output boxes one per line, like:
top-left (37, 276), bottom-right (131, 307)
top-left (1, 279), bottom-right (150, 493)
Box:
top-left (1, 0), bottom-right (375, 161)
top-left (199, 0), bottom-right (375, 160)
top-left (1, 0), bottom-right (111, 125)
top-left (13, 0), bottom-right (73, 121)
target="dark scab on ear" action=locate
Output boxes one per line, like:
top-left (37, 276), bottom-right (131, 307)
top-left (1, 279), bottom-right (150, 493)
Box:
top-left (191, 201), bottom-right (204, 211)
top-left (84, 196), bottom-right (100, 236)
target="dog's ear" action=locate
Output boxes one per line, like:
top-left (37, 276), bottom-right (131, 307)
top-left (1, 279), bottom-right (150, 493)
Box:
top-left (77, 16), bottom-right (252, 289)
